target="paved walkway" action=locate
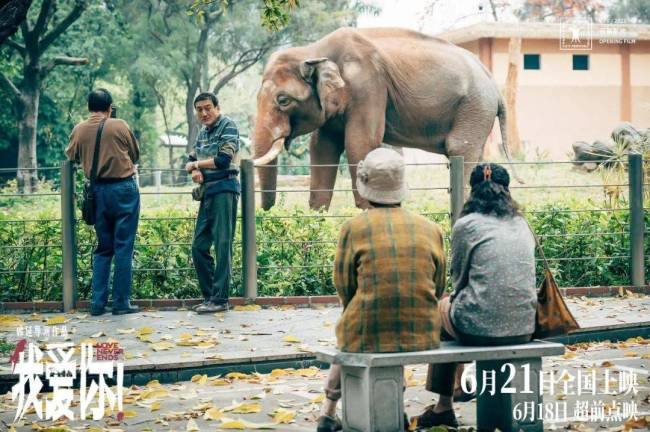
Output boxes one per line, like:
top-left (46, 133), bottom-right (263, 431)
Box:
top-left (1, 295), bottom-right (649, 378)
top-left (1, 336), bottom-right (649, 431)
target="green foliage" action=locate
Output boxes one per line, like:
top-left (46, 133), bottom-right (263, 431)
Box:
top-left (0, 339), bottom-right (15, 356)
top-left (0, 192), bottom-right (647, 301)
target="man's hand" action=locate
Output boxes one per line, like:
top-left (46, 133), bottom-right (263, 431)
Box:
top-left (191, 169), bottom-right (204, 184)
top-left (185, 161), bottom-right (198, 173)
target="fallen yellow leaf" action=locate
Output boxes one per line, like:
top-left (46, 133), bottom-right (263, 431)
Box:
top-left (310, 394), bottom-right (325, 403)
top-left (296, 368), bottom-right (319, 377)
top-left (219, 419), bottom-right (276, 429)
top-left (150, 401), bottom-right (161, 412)
top-left (204, 407), bottom-right (225, 420)
top-left (135, 327), bottom-right (154, 337)
top-left (282, 335), bottom-right (301, 344)
top-left (233, 305), bottom-right (262, 312)
top-left (226, 372), bottom-right (250, 380)
top-left (210, 378), bottom-right (231, 386)
top-left (150, 341), bottom-right (175, 352)
top-left (272, 408), bottom-right (296, 423)
top-left (46, 316), bottom-right (66, 325)
top-left (623, 351), bottom-right (639, 357)
top-left (191, 374), bottom-right (208, 385)
top-left (229, 402), bottom-right (262, 414)
top-left (117, 328), bottom-right (135, 334)
top-left (90, 331), bottom-right (105, 338)
top-left (187, 418), bottom-right (200, 431)
top-left (270, 369), bottom-right (288, 377)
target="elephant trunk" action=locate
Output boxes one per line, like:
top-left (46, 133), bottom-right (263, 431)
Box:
top-left (253, 133), bottom-right (286, 210)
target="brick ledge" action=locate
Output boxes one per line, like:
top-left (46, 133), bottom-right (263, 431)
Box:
top-left (1, 286), bottom-right (648, 313)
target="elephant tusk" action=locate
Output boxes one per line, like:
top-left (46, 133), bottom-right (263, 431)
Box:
top-left (253, 138), bottom-right (285, 166)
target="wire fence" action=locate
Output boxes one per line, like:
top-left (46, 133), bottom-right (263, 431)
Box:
top-left (0, 155), bottom-right (647, 306)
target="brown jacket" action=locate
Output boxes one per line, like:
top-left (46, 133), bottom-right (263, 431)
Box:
top-left (334, 208), bottom-right (446, 353)
top-left (65, 113), bottom-right (139, 180)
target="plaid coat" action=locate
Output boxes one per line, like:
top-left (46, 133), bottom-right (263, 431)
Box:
top-left (334, 208), bottom-right (446, 353)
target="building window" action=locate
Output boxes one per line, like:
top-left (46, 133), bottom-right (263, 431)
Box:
top-left (523, 54), bottom-right (540, 70)
top-left (573, 54), bottom-right (589, 70)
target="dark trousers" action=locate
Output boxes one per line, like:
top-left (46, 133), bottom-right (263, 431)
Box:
top-left (192, 192), bottom-right (238, 304)
top-left (91, 177), bottom-right (140, 311)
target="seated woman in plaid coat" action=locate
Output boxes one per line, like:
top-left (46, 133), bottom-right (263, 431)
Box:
top-left (317, 148), bottom-right (447, 432)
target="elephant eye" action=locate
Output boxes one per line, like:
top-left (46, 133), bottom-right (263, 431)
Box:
top-left (276, 95), bottom-right (291, 107)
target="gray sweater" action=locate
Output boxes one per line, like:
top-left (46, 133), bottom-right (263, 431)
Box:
top-left (449, 213), bottom-right (537, 338)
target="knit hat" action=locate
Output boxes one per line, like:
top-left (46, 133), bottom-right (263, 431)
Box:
top-left (356, 148), bottom-right (409, 204)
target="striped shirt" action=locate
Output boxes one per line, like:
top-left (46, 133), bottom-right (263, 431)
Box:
top-left (334, 207), bottom-right (446, 353)
top-left (193, 115), bottom-right (241, 196)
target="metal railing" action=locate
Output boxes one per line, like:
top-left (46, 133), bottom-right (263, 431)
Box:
top-left (0, 154), bottom-right (646, 310)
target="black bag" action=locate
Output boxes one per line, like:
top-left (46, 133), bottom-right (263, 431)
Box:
top-left (81, 119), bottom-right (106, 226)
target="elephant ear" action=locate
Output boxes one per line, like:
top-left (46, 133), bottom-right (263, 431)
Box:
top-left (300, 58), bottom-right (348, 118)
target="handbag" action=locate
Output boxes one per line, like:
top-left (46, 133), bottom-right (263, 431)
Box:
top-left (81, 119), bottom-right (106, 226)
top-left (527, 221), bottom-right (580, 338)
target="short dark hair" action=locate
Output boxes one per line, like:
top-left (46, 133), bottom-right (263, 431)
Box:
top-left (88, 88), bottom-right (113, 112)
top-left (461, 163), bottom-right (521, 218)
top-left (193, 92), bottom-right (219, 108)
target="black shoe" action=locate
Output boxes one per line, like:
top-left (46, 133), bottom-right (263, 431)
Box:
top-left (316, 415), bottom-right (342, 432)
top-left (191, 300), bottom-right (210, 311)
top-left (412, 406), bottom-right (459, 429)
top-left (112, 305), bottom-right (140, 315)
top-left (90, 306), bottom-right (108, 316)
top-left (453, 389), bottom-right (477, 402)
top-left (195, 302), bottom-right (228, 314)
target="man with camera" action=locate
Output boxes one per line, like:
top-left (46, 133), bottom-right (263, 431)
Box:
top-left (65, 88), bottom-right (140, 316)
top-left (186, 92), bottom-right (240, 314)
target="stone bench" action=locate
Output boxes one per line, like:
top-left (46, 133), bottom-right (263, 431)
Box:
top-left (315, 340), bottom-right (565, 432)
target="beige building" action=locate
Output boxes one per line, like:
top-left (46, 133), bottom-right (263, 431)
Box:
top-left (436, 22), bottom-right (650, 159)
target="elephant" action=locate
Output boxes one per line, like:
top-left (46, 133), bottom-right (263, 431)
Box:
top-left (252, 27), bottom-right (518, 210)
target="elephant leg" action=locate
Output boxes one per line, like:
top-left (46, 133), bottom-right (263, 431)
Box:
top-left (446, 102), bottom-right (496, 191)
top-left (309, 129), bottom-right (344, 211)
top-left (344, 100), bottom-right (387, 209)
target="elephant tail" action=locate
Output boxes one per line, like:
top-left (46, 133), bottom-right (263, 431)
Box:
top-left (497, 98), bottom-right (525, 184)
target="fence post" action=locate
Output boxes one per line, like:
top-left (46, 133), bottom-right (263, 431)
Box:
top-left (154, 170), bottom-right (162, 202)
top-left (240, 159), bottom-right (257, 300)
top-left (450, 156), bottom-right (465, 226)
top-left (629, 152), bottom-right (645, 287)
top-left (61, 161), bottom-right (78, 312)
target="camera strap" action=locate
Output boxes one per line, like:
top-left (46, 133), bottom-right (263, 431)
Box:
top-left (89, 119), bottom-right (106, 190)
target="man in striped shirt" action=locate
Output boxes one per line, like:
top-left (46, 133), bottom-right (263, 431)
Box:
top-left (185, 92), bottom-right (240, 314)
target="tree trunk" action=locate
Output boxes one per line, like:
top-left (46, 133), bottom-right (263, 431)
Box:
top-left (16, 67), bottom-right (40, 193)
top-left (503, 37), bottom-right (522, 157)
top-left (185, 92), bottom-right (200, 153)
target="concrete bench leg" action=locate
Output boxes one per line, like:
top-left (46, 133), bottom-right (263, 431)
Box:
top-left (340, 365), bottom-right (404, 432)
top-left (476, 357), bottom-right (543, 432)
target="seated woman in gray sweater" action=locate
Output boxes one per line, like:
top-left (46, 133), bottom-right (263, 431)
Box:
top-left (413, 163), bottom-right (537, 429)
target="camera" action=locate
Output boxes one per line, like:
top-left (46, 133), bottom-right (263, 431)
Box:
top-left (110, 106), bottom-right (117, 118)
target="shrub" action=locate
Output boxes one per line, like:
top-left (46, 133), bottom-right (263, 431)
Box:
top-left (0, 198), bottom-right (647, 301)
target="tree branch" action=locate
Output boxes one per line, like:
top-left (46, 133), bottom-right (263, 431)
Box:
top-left (4, 38), bottom-right (26, 56)
top-left (212, 46), bottom-right (270, 94)
top-left (39, 0), bottom-right (86, 53)
top-left (0, 71), bottom-right (21, 100)
top-left (40, 55), bottom-right (88, 77)
top-left (32, 0), bottom-right (53, 39)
